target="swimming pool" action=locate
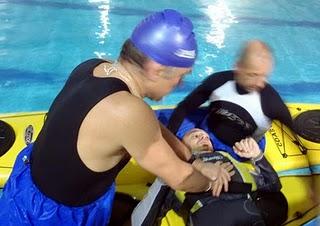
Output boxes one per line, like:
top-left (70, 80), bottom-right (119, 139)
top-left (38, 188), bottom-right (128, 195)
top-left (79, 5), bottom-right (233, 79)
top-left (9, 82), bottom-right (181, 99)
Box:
top-left (0, 0), bottom-right (319, 113)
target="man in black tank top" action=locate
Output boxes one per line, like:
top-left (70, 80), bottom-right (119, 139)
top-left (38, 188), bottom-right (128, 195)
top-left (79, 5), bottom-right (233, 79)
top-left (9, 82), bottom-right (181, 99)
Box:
top-left (0, 9), bottom-right (233, 226)
top-left (168, 40), bottom-right (295, 161)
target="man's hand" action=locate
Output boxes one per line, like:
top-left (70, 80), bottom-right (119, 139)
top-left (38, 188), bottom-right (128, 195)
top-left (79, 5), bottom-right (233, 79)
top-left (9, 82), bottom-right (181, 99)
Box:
top-left (233, 137), bottom-right (261, 159)
top-left (193, 160), bottom-right (235, 196)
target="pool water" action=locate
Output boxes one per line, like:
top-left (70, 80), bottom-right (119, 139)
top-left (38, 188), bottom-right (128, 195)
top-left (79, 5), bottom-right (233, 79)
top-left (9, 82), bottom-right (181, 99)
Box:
top-left (0, 0), bottom-right (319, 113)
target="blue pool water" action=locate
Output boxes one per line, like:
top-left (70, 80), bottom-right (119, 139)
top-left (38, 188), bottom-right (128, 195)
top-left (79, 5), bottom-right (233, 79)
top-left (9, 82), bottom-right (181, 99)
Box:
top-left (0, 0), bottom-right (319, 113)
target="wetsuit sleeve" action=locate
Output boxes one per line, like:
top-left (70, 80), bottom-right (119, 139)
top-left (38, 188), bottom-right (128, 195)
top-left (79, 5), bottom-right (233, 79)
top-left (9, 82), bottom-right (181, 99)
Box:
top-left (167, 71), bottom-right (233, 134)
top-left (261, 84), bottom-right (294, 131)
top-left (251, 156), bottom-right (282, 192)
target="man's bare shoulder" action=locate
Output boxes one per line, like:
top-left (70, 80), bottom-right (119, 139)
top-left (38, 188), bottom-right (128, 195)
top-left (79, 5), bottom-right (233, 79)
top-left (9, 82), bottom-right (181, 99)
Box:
top-left (96, 91), bottom-right (159, 138)
top-left (102, 91), bottom-right (155, 121)
top-left (96, 91), bottom-right (161, 155)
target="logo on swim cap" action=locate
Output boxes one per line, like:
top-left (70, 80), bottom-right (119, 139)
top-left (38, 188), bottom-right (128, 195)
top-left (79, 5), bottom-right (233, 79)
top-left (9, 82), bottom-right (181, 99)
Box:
top-left (174, 49), bottom-right (196, 59)
top-left (130, 9), bottom-right (197, 68)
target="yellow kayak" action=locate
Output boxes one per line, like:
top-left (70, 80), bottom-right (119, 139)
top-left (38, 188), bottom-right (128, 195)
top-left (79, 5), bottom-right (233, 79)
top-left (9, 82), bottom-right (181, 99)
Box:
top-left (0, 103), bottom-right (319, 225)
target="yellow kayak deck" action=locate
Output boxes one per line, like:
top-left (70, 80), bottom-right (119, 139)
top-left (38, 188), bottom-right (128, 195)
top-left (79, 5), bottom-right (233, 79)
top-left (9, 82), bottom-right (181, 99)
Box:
top-left (0, 103), bottom-right (319, 225)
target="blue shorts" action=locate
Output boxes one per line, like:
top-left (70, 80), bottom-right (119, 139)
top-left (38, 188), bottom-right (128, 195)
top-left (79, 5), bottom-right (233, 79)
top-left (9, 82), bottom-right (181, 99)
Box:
top-left (0, 144), bottom-right (115, 226)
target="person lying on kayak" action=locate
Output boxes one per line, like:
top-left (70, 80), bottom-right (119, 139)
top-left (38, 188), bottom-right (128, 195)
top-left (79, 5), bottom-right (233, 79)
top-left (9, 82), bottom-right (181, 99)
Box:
top-left (167, 40), bottom-right (295, 161)
top-left (0, 9), bottom-right (233, 226)
top-left (132, 128), bottom-right (288, 226)
top-left (182, 128), bottom-right (288, 226)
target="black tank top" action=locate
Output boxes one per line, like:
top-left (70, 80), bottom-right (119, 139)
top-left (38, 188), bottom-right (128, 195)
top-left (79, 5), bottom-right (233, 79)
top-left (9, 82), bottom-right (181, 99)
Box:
top-left (31, 59), bottom-right (131, 206)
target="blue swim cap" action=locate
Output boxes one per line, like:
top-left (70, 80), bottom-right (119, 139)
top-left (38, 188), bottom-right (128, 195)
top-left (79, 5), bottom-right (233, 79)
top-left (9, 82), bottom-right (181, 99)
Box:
top-left (130, 9), bottom-right (197, 68)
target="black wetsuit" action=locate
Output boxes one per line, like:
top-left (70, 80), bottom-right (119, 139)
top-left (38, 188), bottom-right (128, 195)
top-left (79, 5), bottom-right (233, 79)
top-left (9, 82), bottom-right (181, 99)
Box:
top-left (186, 152), bottom-right (284, 226)
top-left (31, 59), bottom-right (131, 206)
top-left (168, 71), bottom-right (294, 147)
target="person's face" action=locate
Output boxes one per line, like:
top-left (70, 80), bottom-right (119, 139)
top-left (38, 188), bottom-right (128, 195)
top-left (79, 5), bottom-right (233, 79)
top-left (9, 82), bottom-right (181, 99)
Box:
top-left (144, 61), bottom-right (192, 100)
top-left (182, 128), bottom-right (213, 153)
top-left (235, 56), bottom-right (273, 92)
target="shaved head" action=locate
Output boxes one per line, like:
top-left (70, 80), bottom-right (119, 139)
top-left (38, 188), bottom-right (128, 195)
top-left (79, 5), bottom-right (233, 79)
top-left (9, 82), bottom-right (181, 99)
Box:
top-left (237, 40), bottom-right (273, 68)
top-left (235, 40), bottom-right (274, 92)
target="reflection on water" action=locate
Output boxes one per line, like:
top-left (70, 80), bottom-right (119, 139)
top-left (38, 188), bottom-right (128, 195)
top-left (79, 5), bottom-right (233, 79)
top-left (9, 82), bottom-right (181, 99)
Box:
top-left (202, 0), bottom-right (236, 49)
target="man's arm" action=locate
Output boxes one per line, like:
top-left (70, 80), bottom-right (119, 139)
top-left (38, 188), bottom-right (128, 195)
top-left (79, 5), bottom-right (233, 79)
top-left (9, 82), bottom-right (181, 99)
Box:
top-left (251, 156), bottom-right (282, 192)
top-left (114, 95), bottom-right (212, 192)
top-left (261, 84), bottom-right (294, 131)
top-left (167, 71), bottom-right (233, 134)
top-left (159, 122), bottom-right (191, 161)
top-left (233, 138), bottom-right (281, 192)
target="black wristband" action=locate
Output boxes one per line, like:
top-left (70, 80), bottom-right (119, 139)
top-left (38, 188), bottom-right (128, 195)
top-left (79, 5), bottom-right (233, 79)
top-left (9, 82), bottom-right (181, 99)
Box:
top-left (187, 155), bottom-right (196, 164)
